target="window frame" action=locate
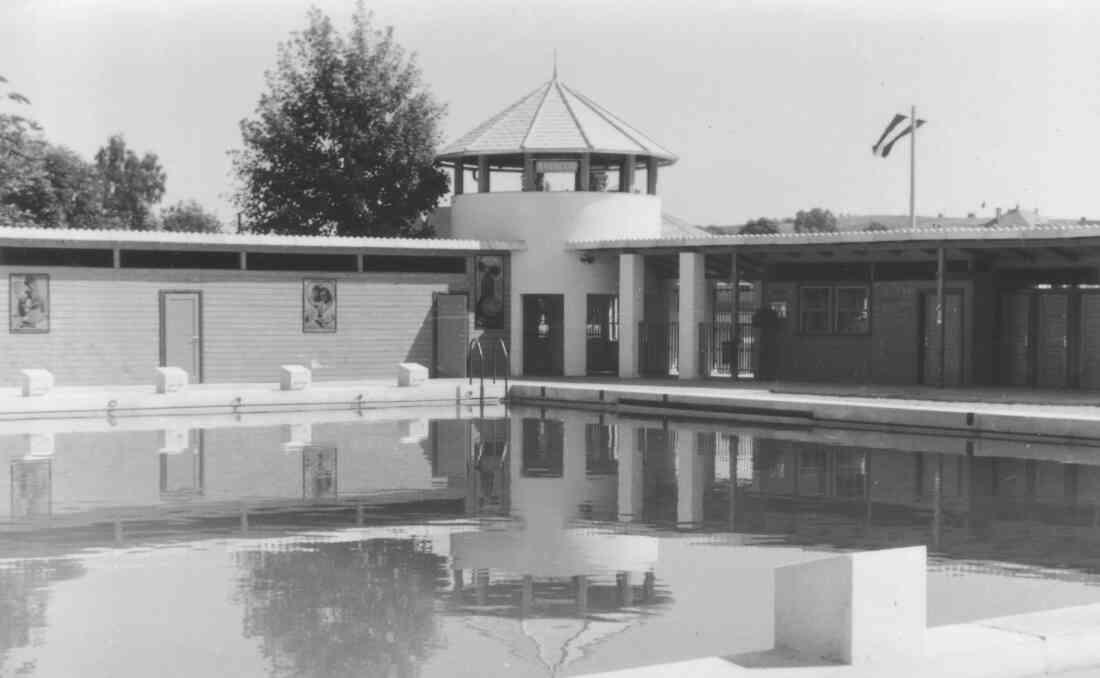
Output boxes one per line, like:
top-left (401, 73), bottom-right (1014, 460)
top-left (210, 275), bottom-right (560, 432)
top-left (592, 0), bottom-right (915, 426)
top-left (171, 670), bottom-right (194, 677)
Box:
top-left (798, 285), bottom-right (834, 335)
top-left (834, 285), bottom-right (871, 335)
top-left (797, 284), bottom-right (872, 335)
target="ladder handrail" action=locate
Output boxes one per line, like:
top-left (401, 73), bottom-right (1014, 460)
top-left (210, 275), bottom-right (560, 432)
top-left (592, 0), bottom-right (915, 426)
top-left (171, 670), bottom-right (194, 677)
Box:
top-left (496, 337), bottom-right (509, 392)
top-left (467, 337), bottom-right (485, 390)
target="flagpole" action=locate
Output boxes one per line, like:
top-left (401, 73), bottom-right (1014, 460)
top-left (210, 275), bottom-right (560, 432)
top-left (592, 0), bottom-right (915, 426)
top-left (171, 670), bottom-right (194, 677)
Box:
top-left (909, 104), bottom-right (916, 230)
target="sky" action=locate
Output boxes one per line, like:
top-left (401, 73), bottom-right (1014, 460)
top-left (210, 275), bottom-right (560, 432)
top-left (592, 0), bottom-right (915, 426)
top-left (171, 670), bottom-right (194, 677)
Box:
top-left (2, 0), bottom-right (1099, 227)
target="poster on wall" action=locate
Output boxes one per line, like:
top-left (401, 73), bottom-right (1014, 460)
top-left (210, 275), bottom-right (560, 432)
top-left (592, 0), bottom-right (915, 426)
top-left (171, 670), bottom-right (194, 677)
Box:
top-left (475, 256), bottom-right (504, 329)
top-left (302, 279), bottom-right (337, 333)
top-left (9, 273), bottom-right (49, 333)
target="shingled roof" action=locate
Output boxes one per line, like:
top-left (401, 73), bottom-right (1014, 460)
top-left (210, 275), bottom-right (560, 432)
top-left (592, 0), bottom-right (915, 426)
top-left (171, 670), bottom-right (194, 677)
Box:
top-left (436, 78), bottom-right (677, 165)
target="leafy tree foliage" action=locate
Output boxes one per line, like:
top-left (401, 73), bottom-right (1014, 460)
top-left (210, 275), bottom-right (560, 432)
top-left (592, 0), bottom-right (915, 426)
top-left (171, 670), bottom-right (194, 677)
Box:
top-left (5, 145), bottom-right (104, 229)
top-left (160, 199), bottom-right (223, 233)
top-left (94, 134), bottom-right (166, 230)
top-left (233, 4), bottom-right (449, 237)
top-left (793, 207), bottom-right (838, 233)
top-left (0, 75), bottom-right (46, 227)
top-left (864, 221), bottom-right (889, 232)
top-left (739, 217), bottom-right (780, 235)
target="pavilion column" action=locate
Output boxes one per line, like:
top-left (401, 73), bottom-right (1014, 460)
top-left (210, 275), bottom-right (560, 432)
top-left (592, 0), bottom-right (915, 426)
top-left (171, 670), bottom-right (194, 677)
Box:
top-left (522, 153), bottom-right (536, 192)
top-left (577, 154), bottom-right (591, 191)
top-left (619, 154), bottom-right (636, 192)
top-left (617, 429), bottom-right (644, 522)
top-left (477, 155), bottom-right (490, 193)
top-left (936, 246), bottom-right (946, 388)
top-left (677, 251), bottom-right (706, 380)
top-left (674, 428), bottom-right (703, 529)
top-left (618, 253), bottom-right (645, 378)
top-left (453, 159), bottom-right (464, 195)
top-left (646, 157), bottom-right (658, 195)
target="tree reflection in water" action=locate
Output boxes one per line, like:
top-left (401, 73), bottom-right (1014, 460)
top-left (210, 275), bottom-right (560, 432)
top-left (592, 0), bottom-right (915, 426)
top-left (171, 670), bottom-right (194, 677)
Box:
top-left (0, 559), bottom-right (86, 676)
top-left (235, 539), bottom-right (448, 678)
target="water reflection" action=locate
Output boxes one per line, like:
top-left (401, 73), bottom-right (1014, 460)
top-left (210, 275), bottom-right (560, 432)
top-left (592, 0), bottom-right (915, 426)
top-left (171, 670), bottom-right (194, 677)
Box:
top-left (3, 407), bottom-right (1100, 676)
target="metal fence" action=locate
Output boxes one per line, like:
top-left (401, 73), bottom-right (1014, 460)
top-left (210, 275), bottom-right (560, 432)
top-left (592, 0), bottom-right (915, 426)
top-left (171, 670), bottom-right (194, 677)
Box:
top-left (639, 322), bottom-right (678, 376)
top-left (698, 321), bottom-right (757, 379)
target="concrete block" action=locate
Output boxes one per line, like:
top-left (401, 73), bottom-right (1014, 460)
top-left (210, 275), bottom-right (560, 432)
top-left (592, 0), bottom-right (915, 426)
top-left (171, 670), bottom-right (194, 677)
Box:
top-left (20, 369), bottom-right (54, 397)
top-left (774, 545), bottom-right (926, 665)
top-left (279, 364), bottom-right (311, 391)
top-left (282, 423), bottom-right (312, 453)
top-left (24, 433), bottom-right (54, 459)
top-left (154, 366), bottom-right (188, 394)
top-left (399, 418), bottom-right (429, 444)
top-left (158, 428), bottom-right (191, 454)
top-left (397, 362), bottom-right (428, 387)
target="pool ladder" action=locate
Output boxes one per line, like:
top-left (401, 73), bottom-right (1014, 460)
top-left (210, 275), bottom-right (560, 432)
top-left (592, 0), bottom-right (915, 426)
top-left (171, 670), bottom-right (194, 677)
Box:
top-left (467, 337), bottom-right (509, 409)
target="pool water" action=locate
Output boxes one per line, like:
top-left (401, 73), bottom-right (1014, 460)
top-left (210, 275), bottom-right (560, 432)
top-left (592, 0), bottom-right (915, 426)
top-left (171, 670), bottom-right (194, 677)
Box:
top-left (3, 406), bottom-right (1100, 677)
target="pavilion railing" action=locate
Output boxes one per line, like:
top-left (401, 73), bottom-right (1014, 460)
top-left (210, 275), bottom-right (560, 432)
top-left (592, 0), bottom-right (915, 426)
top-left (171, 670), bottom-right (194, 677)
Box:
top-left (698, 321), bottom-right (757, 379)
top-left (639, 322), bottom-right (678, 377)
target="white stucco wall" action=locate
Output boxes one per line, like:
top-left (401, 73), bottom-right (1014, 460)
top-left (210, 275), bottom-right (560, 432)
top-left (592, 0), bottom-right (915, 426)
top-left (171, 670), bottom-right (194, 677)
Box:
top-left (452, 192), bottom-right (662, 375)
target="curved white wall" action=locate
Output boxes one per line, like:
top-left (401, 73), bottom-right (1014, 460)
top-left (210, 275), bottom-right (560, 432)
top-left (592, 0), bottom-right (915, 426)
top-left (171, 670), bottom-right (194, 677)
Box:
top-left (453, 192), bottom-right (662, 376)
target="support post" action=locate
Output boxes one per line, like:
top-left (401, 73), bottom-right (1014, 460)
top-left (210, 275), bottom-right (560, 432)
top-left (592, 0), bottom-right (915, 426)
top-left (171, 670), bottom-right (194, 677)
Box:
top-left (936, 246), bottom-right (946, 388)
top-left (646, 156), bottom-right (658, 195)
top-left (619, 154), bottom-right (635, 192)
top-left (677, 251), bottom-right (706, 380)
top-left (477, 155), bottom-right (490, 193)
top-left (453, 159), bottom-right (464, 195)
top-left (239, 251), bottom-right (247, 270)
top-left (522, 153), bottom-right (535, 192)
top-left (730, 252), bottom-right (740, 380)
top-left (618, 253), bottom-right (645, 378)
top-left (675, 428), bottom-right (703, 529)
top-left (113, 248), bottom-right (121, 269)
top-left (577, 154), bottom-right (591, 191)
top-left (617, 435), bottom-right (643, 522)
top-left (910, 105), bottom-right (917, 231)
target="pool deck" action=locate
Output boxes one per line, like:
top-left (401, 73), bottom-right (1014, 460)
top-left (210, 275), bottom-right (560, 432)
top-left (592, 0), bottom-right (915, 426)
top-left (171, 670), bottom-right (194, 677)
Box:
top-left (576, 602), bottom-right (1100, 678)
top-left (0, 377), bottom-right (506, 421)
top-left (510, 378), bottom-right (1100, 441)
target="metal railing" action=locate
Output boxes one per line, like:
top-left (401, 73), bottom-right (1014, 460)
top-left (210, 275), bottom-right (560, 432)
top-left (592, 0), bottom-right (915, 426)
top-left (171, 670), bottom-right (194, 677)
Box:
top-left (467, 336), bottom-right (510, 391)
top-left (638, 322), bottom-right (678, 377)
top-left (698, 321), bottom-right (758, 379)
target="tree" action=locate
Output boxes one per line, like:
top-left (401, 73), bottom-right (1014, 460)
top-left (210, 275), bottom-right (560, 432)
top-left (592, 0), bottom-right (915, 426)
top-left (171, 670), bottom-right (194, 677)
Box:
top-left (793, 207), bottom-right (837, 233)
top-left (160, 199), bottom-right (223, 233)
top-left (0, 74), bottom-right (46, 228)
top-left (739, 217), bottom-right (780, 235)
top-left (94, 134), bottom-right (166, 230)
top-left (864, 221), bottom-right (889, 232)
top-left (233, 4), bottom-right (449, 237)
top-left (4, 145), bottom-right (104, 229)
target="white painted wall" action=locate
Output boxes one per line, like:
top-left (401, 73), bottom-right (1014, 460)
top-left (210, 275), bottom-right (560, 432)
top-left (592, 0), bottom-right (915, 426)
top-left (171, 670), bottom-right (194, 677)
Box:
top-left (452, 192), bottom-right (662, 376)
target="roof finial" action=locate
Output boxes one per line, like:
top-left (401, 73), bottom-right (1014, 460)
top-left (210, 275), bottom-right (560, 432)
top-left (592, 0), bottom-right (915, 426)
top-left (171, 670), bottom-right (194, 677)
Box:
top-left (552, 49), bottom-right (558, 81)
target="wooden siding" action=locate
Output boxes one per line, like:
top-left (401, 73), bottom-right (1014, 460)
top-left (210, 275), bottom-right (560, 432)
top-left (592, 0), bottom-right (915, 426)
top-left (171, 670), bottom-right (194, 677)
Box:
top-left (0, 264), bottom-right (503, 386)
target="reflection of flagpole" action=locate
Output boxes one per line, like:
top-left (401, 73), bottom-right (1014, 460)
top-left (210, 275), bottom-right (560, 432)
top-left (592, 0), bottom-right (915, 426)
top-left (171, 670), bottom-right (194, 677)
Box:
top-left (909, 104), bottom-right (916, 230)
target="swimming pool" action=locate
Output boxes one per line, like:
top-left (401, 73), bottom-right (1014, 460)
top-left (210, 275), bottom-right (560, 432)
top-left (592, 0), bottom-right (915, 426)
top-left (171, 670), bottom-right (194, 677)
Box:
top-left (3, 405), bottom-right (1100, 677)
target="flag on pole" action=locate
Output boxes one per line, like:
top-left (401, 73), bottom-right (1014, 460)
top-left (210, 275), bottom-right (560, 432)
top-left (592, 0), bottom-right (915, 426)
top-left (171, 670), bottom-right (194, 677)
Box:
top-left (872, 115), bottom-right (927, 158)
top-left (871, 114), bottom-right (907, 155)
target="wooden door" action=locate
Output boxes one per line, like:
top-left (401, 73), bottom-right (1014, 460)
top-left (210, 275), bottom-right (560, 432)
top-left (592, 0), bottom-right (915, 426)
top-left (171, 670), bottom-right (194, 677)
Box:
top-left (522, 294), bottom-right (564, 376)
top-left (998, 292), bottom-right (1031, 386)
top-left (586, 294), bottom-right (619, 375)
top-left (1035, 292), bottom-right (1070, 388)
top-left (1079, 293), bottom-right (1100, 389)
top-left (434, 293), bottom-right (468, 378)
top-left (921, 291), bottom-right (963, 386)
top-left (160, 291), bottom-right (202, 383)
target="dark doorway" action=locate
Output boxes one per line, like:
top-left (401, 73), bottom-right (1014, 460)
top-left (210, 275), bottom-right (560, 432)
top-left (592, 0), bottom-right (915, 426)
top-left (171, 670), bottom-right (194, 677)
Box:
top-left (586, 294), bottom-right (619, 375)
top-left (160, 291), bottom-right (202, 383)
top-left (999, 291), bottom-right (1032, 386)
top-left (433, 292), bottom-right (468, 378)
top-left (522, 294), bottom-right (564, 376)
top-left (920, 290), bottom-right (964, 386)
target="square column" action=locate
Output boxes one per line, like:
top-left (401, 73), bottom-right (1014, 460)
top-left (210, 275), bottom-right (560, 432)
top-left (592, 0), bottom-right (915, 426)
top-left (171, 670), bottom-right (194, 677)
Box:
top-left (674, 428), bottom-right (704, 529)
top-left (617, 431), bottom-right (644, 522)
top-left (618, 253), bottom-right (645, 378)
top-left (677, 251), bottom-right (706, 380)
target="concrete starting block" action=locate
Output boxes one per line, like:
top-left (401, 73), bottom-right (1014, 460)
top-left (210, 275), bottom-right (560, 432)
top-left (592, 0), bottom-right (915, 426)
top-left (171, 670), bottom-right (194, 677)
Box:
top-left (280, 364), bottom-right (311, 391)
top-left (774, 545), bottom-right (927, 665)
top-left (155, 367), bottom-right (188, 394)
top-left (20, 369), bottom-right (54, 397)
top-left (397, 362), bottom-right (428, 387)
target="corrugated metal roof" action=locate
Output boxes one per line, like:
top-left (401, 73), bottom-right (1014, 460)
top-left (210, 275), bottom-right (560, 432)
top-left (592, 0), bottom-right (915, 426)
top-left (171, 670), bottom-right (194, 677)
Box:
top-left (437, 78), bottom-right (677, 164)
top-left (0, 226), bottom-right (525, 251)
top-left (568, 222), bottom-right (1100, 250)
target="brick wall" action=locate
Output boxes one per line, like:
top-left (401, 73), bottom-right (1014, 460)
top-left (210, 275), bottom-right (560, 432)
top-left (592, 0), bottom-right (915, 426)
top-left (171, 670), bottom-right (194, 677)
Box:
top-left (0, 263), bottom-right (503, 386)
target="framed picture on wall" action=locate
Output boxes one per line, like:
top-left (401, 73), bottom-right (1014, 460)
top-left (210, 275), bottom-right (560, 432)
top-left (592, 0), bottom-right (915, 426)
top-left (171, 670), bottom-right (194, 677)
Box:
top-left (302, 279), bottom-right (337, 333)
top-left (9, 273), bottom-right (50, 333)
top-left (475, 255), bottom-right (504, 329)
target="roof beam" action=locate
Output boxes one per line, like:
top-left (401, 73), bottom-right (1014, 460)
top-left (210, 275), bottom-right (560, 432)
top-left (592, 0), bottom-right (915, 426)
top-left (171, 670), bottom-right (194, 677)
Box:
top-left (1049, 247), bottom-right (1080, 262)
top-left (1011, 248), bottom-right (1037, 263)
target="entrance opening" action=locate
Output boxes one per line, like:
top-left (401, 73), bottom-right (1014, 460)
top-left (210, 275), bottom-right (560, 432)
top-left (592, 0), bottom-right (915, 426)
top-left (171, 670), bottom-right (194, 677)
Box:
top-left (522, 294), bottom-right (564, 376)
top-left (586, 294), bottom-right (619, 375)
top-left (159, 291), bottom-right (202, 383)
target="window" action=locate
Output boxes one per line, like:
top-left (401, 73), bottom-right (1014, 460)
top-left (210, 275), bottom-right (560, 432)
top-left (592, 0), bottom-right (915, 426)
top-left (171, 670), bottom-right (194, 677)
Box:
top-left (835, 286), bottom-right (870, 334)
top-left (799, 285), bottom-right (870, 334)
top-left (799, 286), bottom-right (832, 334)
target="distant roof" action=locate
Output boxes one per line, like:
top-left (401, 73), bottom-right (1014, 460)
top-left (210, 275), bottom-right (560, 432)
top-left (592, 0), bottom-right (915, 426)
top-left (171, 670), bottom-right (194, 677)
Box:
top-left (661, 213), bottom-right (707, 238)
top-left (0, 226), bottom-right (525, 252)
top-left (702, 208), bottom-right (1100, 236)
top-left (436, 78), bottom-right (677, 165)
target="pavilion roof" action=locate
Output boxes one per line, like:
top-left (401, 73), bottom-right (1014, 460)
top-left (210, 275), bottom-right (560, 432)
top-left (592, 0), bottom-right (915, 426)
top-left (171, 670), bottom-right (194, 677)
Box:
top-left (436, 78), bottom-right (677, 165)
